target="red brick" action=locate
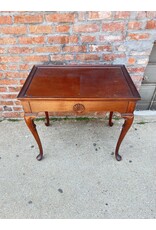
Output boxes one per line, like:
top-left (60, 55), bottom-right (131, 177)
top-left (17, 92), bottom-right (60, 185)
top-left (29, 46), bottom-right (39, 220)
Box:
top-left (136, 11), bottom-right (147, 19)
top-left (48, 36), bottom-right (69, 44)
top-left (73, 24), bottom-right (99, 33)
top-left (14, 14), bottom-right (43, 23)
top-left (0, 16), bottom-right (12, 24)
top-left (128, 21), bottom-right (142, 30)
top-left (63, 45), bottom-right (87, 52)
top-left (103, 53), bottom-right (125, 61)
top-left (46, 13), bottom-right (75, 22)
top-left (99, 35), bottom-right (124, 42)
top-left (146, 11), bottom-right (156, 18)
top-left (88, 11), bottom-right (112, 20)
top-left (0, 79), bottom-right (19, 85)
top-left (3, 112), bottom-right (21, 118)
top-left (81, 36), bottom-right (96, 43)
top-left (0, 37), bottom-right (16, 45)
top-left (0, 87), bottom-right (7, 92)
top-left (0, 48), bottom-right (6, 54)
top-left (23, 55), bottom-right (49, 62)
top-left (1, 26), bottom-right (27, 34)
top-left (18, 72), bottom-right (28, 78)
top-left (0, 72), bottom-right (3, 78)
top-left (14, 101), bottom-right (21, 106)
top-left (6, 65), bottom-right (16, 71)
top-left (76, 54), bottom-right (100, 61)
top-left (29, 25), bottom-right (52, 34)
top-left (18, 36), bottom-right (45, 44)
top-left (78, 12), bottom-right (86, 21)
top-left (34, 46), bottom-right (61, 53)
top-left (128, 33), bottom-right (150, 40)
top-left (8, 87), bottom-right (22, 93)
top-left (114, 11), bottom-right (130, 19)
top-left (19, 64), bottom-right (31, 70)
top-left (102, 54), bottom-right (114, 61)
top-left (0, 56), bottom-right (21, 63)
top-left (146, 20), bottom-right (156, 29)
top-left (89, 45), bottom-right (112, 52)
top-left (48, 35), bottom-right (78, 44)
top-left (69, 35), bottom-right (79, 43)
top-left (102, 22), bottom-right (125, 31)
top-left (0, 101), bottom-right (14, 106)
top-left (55, 25), bottom-right (70, 33)
top-left (7, 64), bottom-right (19, 71)
top-left (2, 94), bottom-right (17, 99)
top-left (5, 72), bottom-right (28, 79)
top-left (20, 80), bottom-right (26, 85)
top-left (8, 47), bottom-right (33, 54)
top-left (0, 64), bottom-right (7, 70)
top-left (127, 67), bottom-right (145, 73)
top-left (13, 107), bottom-right (23, 111)
top-left (50, 54), bottom-right (74, 61)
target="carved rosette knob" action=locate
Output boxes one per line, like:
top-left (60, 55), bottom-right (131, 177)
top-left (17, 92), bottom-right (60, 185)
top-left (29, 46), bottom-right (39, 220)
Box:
top-left (73, 103), bottom-right (85, 113)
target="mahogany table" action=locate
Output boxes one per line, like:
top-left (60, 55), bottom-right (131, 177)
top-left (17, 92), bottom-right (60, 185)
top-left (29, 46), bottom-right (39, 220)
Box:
top-left (17, 65), bottom-right (141, 161)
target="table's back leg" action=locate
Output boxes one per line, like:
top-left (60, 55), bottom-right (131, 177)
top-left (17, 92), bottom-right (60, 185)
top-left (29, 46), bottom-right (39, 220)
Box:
top-left (45, 111), bottom-right (50, 126)
top-left (24, 115), bottom-right (43, 161)
top-left (115, 114), bottom-right (134, 161)
top-left (109, 111), bottom-right (114, 126)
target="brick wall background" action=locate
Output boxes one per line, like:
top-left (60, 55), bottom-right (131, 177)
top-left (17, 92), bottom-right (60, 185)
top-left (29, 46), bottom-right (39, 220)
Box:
top-left (0, 11), bottom-right (156, 118)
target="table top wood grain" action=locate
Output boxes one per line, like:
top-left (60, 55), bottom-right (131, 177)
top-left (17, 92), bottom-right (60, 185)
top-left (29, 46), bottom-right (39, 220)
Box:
top-left (17, 65), bottom-right (141, 101)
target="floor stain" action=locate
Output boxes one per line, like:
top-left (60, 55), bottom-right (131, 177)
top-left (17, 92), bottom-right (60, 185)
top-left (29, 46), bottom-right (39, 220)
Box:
top-left (28, 201), bottom-right (32, 204)
top-left (58, 188), bottom-right (63, 193)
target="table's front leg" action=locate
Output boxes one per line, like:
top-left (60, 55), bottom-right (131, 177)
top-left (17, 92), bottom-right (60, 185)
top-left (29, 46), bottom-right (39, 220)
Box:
top-left (115, 114), bottom-right (134, 161)
top-left (24, 114), bottom-right (43, 161)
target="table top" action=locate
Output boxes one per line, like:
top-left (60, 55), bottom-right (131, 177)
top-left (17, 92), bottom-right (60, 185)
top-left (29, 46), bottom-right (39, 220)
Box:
top-left (17, 65), bottom-right (141, 101)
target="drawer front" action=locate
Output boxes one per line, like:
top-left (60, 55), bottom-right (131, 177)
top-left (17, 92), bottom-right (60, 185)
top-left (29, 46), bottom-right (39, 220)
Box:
top-left (29, 100), bottom-right (129, 113)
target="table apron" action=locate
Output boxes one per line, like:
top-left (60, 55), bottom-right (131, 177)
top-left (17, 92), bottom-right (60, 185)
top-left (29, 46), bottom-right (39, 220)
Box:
top-left (22, 100), bottom-right (130, 113)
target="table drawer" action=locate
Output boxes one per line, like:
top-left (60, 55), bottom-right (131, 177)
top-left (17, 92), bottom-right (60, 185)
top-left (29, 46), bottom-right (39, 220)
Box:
top-left (29, 100), bottom-right (128, 113)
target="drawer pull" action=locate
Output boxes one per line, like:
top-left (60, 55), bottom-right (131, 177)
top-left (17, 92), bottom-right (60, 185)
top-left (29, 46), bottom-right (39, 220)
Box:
top-left (73, 103), bottom-right (85, 113)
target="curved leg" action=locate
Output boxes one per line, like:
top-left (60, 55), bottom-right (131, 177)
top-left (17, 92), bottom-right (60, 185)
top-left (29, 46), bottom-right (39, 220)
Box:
top-left (115, 114), bottom-right (134, 161)
top-left (109, 111), bottom-right (113, 126)
top-left (24, 115), bottom-right (43, 161)
top-left (45, 111), bottom-right (50, 126)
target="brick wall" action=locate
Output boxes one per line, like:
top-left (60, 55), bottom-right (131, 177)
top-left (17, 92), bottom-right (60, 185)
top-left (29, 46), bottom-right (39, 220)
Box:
top-left (0, 11), bottom-right (156, 118)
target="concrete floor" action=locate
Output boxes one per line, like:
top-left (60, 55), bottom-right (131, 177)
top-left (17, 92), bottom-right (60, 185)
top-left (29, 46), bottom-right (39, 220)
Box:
top-left (0, 115), bottom-right (156, 219)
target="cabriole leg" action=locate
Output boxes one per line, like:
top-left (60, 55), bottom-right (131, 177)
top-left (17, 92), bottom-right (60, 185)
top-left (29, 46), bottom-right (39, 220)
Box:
top-left (24, 115), bottom-right (43, 161)
top-left (115, 114), bottom-right (134, 161)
